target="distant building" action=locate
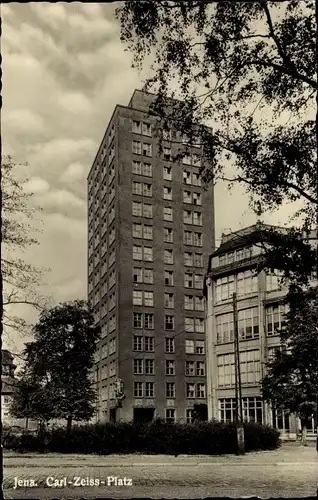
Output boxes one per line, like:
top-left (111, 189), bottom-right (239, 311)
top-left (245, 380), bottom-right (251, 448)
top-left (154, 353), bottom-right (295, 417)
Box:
top-left (204, 223), bottom-right (317, 440)
top-left (87, 89), bottom-right (215, 423)
top-left (1, 350), bottom-right (17, 425)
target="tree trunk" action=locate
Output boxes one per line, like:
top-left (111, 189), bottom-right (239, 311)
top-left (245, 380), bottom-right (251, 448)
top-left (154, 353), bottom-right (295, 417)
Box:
top-left (300, 424), bottom-right (308, 446)
top-left (25, 417), bottom-right (29, 430)
top-left (66, 415), bottom-right (72, 436)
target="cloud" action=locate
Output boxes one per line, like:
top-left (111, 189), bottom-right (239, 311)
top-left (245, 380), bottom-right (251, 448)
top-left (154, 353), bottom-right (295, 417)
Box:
top-left (59, 162), bottom-right (85, 183)
top-left (24, 177), bottom-right (50, 194)
top-left (58, 92), bottom-right (91, 114)
top-left (4, 109), bottom-right (45, 136)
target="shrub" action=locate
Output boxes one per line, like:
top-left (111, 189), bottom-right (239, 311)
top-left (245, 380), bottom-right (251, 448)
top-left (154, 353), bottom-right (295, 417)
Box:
top-left (2, 419), bottom-right (281, 455)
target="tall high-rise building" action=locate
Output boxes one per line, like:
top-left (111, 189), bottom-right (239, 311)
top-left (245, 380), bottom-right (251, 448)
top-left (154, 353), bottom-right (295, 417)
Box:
top-left (88, 90), bottom-right (215, 423)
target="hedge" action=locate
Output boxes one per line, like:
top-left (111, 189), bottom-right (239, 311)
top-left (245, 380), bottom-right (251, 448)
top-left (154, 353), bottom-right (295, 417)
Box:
top-left (2, 419), bottom-right (281, 455)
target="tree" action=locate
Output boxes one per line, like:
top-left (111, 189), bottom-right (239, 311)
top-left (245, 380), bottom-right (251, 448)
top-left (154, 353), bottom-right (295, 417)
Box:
top-left (1, 155), bottom-right (50, 340)
top-left (262, 286), bottom-right (318, 445)
top-left (116, 1), bottom-right (317, 278)
top-left (10, 301), bottom-right (100, 434)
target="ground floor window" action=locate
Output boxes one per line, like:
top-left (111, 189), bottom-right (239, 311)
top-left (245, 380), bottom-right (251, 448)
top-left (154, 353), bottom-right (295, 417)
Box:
top-left (271, 409), bottom-right (290, 432)
top-left (218, 397), bottom-right (263, 424)
top-left (165, 408), bottom-right (176, 423)
top-left (186, 409), bottom-right (194, 423)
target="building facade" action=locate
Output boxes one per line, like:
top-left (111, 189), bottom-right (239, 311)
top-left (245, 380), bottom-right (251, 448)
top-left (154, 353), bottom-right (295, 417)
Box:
top-left (205, 223), bottom-right (317, 439)
top-left (88, 89), bottom-right (215, 423)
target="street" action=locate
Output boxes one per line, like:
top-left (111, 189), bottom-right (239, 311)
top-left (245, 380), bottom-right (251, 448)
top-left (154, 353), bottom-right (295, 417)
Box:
top-left (3, 442), bottom-right (318, 498)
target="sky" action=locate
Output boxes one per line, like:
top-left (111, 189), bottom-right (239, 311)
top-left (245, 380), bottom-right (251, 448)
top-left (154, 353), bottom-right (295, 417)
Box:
top-left (2, 2), bottom-right (303, 355)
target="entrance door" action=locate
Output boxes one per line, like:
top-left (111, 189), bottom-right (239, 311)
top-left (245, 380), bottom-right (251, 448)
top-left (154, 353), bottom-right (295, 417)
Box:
top-left (133, 407), bottom-right (155, 424)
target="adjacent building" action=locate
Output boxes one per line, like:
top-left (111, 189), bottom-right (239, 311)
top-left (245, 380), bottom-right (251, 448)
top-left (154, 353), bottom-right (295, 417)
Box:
top-left (88, 89), bottom-right (215, 423)
top-left (204, 223), bottom-right (317, 439)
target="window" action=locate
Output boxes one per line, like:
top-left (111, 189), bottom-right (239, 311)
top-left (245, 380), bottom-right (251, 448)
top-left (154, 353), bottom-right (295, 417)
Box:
top-left (132, 201), bottom-right (142, 216)
top-left (164, 207), bottom-right (173, 221)
top-left (196, 383), bottom-right (206, 398)
top-left (133, 290), bottom-right (143, 306)
top-left (265, 304), bottom-right (287, 336)
top-left (143, 142), bottom-right (152, 157)
top-left (134, 359), bottom-right (143, 374)
top-left (164, 270), bottom-right (174, 286)
top-left (134, 381), bottom-right (143, 398)
top-left (164, 249), bottom-right (174, 264)
top-left (164, 228), bottom-right (173, 243)
top-left (186, 361), bottom-right (195, 375)
top-left (215, 275), bottom-right (235, 303)
top-left (183, 210), bottom-right (192, 224)
top-left (185, 274), bottom-right (193, 288)
top-left (134, 335), bottom-right (143, 351)
top-left (163, 129), bottom-right (172, 141)
top-left (185, 339), bottom-right (195, 354)
top-left (218, 397), bottom-right (263, 424)
top-left (266, 272), bottom-right (284, 292)
top-left (164, 293), bottom-right (174, 309)
top-left (184, 295), bottom-right (194, 310)
top-left (194, 274), bottom-right (203, 289)
top-left (185, 317), bottom-right (194, 332)
top-left (192, 172), bottom-right (201, 186)
top-left (144, 313), bottom-right (154, 329)
top-left (132, 120), bottom-right (142, 134)
top-left (163, 166), bottom-right (172, 180)
top-left (193, 232), bottom-right (203, 247)
top-left (132, 141), bottom-right (142, 155)
top-left (186, 383), bottom-right (195, 397)
top-left (164, 187), bottom-right (172, 200)
top-left (165, 337), bottom-right (175, 353)
top-left (237, 270), bottom-right (258, 296)
top-left (186, 409), bottom-right (194, 423)
top-left (133, 312), bottom-right (143, 328)
top-left (163, 147), bottom-right (171, 161)
top-left (216, 313), bottom-right (234, 344)
top-left (145, 359), bottom-right (154, 375)
top-left (132, 181), bottom-right (142, 195)
top-left (133, 268), bottom-right (143, 283)
top-left (195, 296), bottom-right (204, 311)
top-left (193, 212), bottom-right (202, 226)
top-left (133, 245), bottom-right (143, 260)
top-left (183, 190), bottom-right (192, 204)
top-left (133, 223), bottom-right (143, 238)
top-left (132, 160), bottom-right (142, 174)
top-left (165, 360), bottom-right (175, 375)
top-left (142, 123), bottom-right (152, 136)
top-left (183, 170), bottom-right (192, 184)
top-left (217, 350), bottom-right (260, 388)
top-left (194, 253), bottom-right (203, 267)
top-left (182, 155), bottom-right (192, 166)
top-left (143, 204), bottom-right (153, 218)
top-left (143, 225), bottom-right (153, 240)
top-left (166, 382), bottom-right (175, 398)
top-left (144, 269), bottom-right (154, 284)
top-left (196, 361), bottom-right (205, 376)
top-left (238, 307), bottom-right (259, 340)
top-left (144, 291), bottom-right (154, 307)
top-left (184, 231), bottom-right (193, 245)
top-left (165, 409), bottom-right (176, 423)
top-left (165, 315), bottom-right (174, 330)
top-left (143, 183), bottom-right (152, 197)
top-left (145, 336), bottom-right (155, 352)
top-left (184, 252), bottom-right (193, 266)
top-left (143, 162), bottom-right (152, 177)
top-left (145, 381), bottom-right (154, 397)
top-left (195, 340), bottom-right (205, 354)
top-left (144, 246), bottom-right (153, 262)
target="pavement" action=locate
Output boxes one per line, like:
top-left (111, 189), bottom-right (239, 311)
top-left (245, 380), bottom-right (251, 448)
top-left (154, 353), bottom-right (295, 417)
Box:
top-left (3, 442), bottom-right (318, 499)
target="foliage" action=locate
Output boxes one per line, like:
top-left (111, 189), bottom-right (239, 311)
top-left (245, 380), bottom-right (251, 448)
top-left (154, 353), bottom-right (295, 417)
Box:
top-left (2, 419), bottom-right (281, 455)
top-left (1, 155), bottom-right (50, 339)
top-left (116, 1), bottom-right (317, 279)
top-left (262, 285), bottom-right (318, 421)
top-left (10, 301), bottom-right (100, 429)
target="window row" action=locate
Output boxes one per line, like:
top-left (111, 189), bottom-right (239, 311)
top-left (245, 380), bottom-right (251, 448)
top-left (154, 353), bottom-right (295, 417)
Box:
top-left (182, 155), bottom-right (202, 169)
top-left (100, 360), bottom-right (116, 380)
top-left (132, 181), bottom-right (152, 197)
top-left (132, 140), bottom-right (152, 157)
top-left (184, 295), bottom-right (204, 311)
top-left (185, 339), bottom-right (205, 355)
top-left (216, 307), bottom-right (259, 344)
top-left (132, 202), bottom-right (153, 218)
top-left (185, 317), bottom-right (205, 333)
top-left (219, 397), bottom-right (263, 424)
top-left (132, 160), bottom-right (152, 177)
top-left (183, 190), bottom-right (202, 205)
top-left (133, 358), bottom-right (205, 376)
top-left (133, 382), bottom-right (206, 399)
top-left (185, 273), bottom-right (204, 289)
top-left (133, 223), bottom-right (153, 240)
top-left (219, 246), bottom-right (253, 266)
top-left (133, 245), bottom-right (153, 261)
top-left (133, 290), bottom-right (154, 307)
top-left (214, 270), bottom-right (258, 303)
top-left (217, 350), bottom-right (261, 388)
top-left (184, 252), bottom-right (203, 267)
top-left (184, 231), bottom-right (203, 247)
top-left (132, 120), bottom-right (152, 137)
top-left (183, 210), bottom-right (202, 226)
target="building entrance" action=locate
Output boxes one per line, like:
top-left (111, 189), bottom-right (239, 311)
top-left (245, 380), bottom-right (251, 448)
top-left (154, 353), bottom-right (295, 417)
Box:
top-left (133, 407), bottom-right (155, 424)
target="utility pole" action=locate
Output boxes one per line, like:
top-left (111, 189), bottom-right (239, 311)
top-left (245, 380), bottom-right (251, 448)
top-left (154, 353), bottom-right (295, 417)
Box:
top-left (233, 292), bottom-right (245, 455)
